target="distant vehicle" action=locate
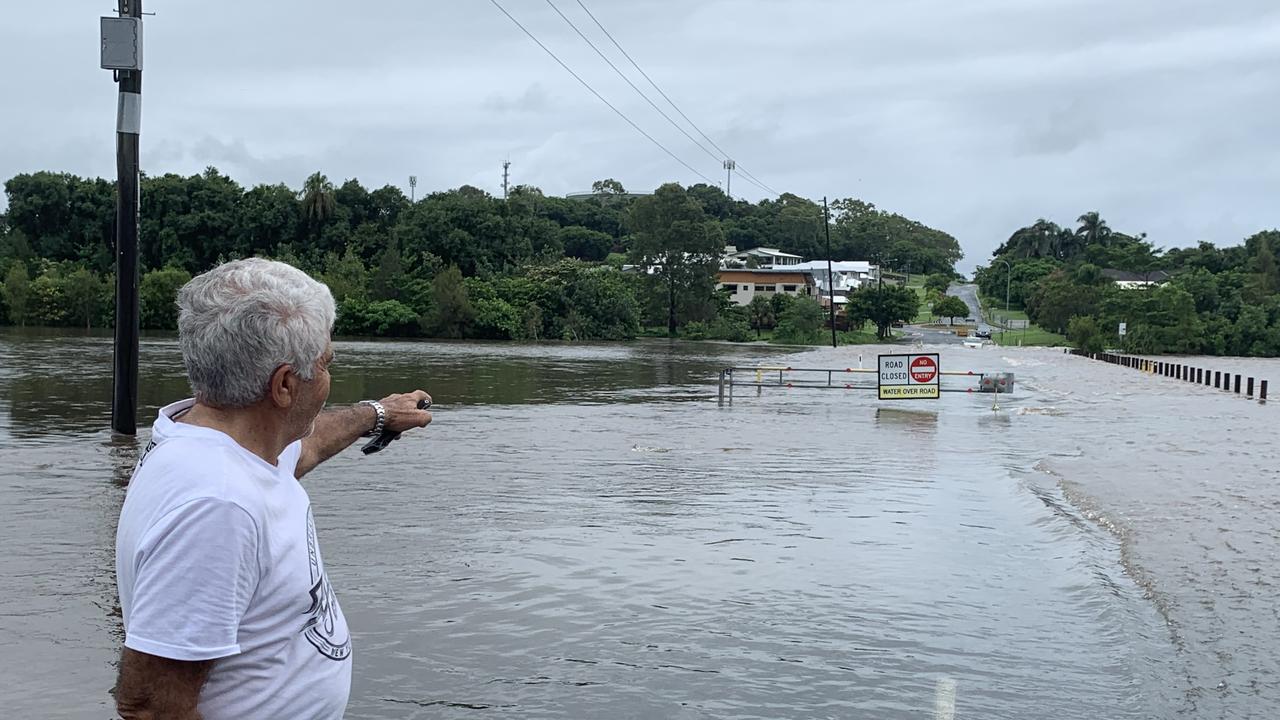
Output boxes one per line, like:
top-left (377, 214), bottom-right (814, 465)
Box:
top-left (965, 317), bottom-right (976, 323)
top-left (974, 329), bottom-right (992, 339)
top-left (891, 321), bottom-right (904, 328)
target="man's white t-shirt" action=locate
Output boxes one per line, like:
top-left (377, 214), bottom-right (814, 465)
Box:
top-left (116, 399), bottom-right (352, 720)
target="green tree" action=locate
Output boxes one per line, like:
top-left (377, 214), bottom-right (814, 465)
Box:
top-left (1067, 315), bottom-right (1107, 354)
top-left (826, 197), bottom-right (963, 274)
top-left (336, 299), bottom-right (419, 336)
top-left (1252, 235), bottom-right (1279, 297)
top-left (932, 295), bottom-right (970, 325)
top-left (63, 267), bottom-right (105, 329)
top-left (234, 182), bottom-right (302, 261)
top-left (28, 267), bottom-right (68, 326)
top-left (709, 308), bottom-right (752, 341)
top-left (2, 262), bottom-right (31, 325)
top-left (924, 273), bottom-right (951, 294)
top-left (320, 247), bottom-right (369, 303)
top-left (370, 237), bottom-right (405, 301)
top-left (519, 303), bottom-right (543, 341)
top-left (747, 295), bottom-right (774, 337)
top-left (772, 297), bottom-right (825, 344)
top-left (628, 183), bottom-right (724, 335)
top-left (565, 267), bottom-right (641, 340)
top-left (424, 265), bottom-right (473, 338)
top-left (1026, 270), bottom-right (1102, 334)
top-left (559, 226), bottom-right (614, 261)
top-left (591, 178), bottom-right (626, 195)
top-left (140, 267), bottom-right (193, 330)
top-left (300, 172), bottom-right (337, 225)
top-left (849, 285), bottom-right (919, 339)
top-left (1076, 211), bottom-right (1112, 248)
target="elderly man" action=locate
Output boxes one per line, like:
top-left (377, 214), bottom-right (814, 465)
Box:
top-left (114, 258), bottom-right (431, 719)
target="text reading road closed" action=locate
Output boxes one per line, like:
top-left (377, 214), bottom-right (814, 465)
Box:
top-left (878, 353), bottom-right (941, 400)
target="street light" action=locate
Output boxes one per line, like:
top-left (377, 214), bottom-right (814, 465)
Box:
top-left (998, 258), bottom-right (1011, 314)
top-left (998, 258), bottom-right (1011, 344)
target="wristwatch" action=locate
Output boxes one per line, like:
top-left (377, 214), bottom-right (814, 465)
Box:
top-left (359, 400), bottom-right (386, 437)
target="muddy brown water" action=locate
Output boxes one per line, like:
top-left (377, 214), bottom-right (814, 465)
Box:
top-left (1, 329), bottom-right (1275, 719)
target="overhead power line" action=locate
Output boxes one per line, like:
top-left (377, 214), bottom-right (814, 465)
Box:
top-left (735, 167), bottom-right (780, 197)
top-left (487, 0), bottom-right (716, 186)
top-left (572, 0), bottom-right (781, 197)
top-left (543, 0), bottom-right (723, 166)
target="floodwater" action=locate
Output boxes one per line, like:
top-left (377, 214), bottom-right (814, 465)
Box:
top-left (1, 328), bottom-right (1275, 719)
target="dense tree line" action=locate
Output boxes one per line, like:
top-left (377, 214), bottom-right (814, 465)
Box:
top-left (0, 169), bottom-right (952, 342)
top-left (975, 212), bottom-right (1280, 355)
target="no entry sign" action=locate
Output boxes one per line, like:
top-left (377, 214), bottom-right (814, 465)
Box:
top-left (910, 356), bottom-right (938, 383)
top-left (878, 353), bottom-right (941, 400)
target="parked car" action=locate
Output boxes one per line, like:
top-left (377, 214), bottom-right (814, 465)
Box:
top-left (975, 329), bottom-right (992, 339)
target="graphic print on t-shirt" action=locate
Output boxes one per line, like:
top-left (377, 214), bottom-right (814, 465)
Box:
top-left (301, 508), bottom-right (351, 661)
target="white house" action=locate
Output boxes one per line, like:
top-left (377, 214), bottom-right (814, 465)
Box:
top-left (722, 246), bottom-right (804, 269)
top-left (717, 269), bottom-right (816, 306)
top-left (1102, 269), bottom-right (1171, 289)
top-left (790, 260), bottom-right (880, 294)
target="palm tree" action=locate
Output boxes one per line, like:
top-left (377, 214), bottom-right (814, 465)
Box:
top-left (748, 295), bottom-right (774, 337)
top-left (300, 172), bottom-right (336, 225)
top-left (1056, 227), bottom-right (1083, 260)
top-left (1001, 219), bottom-right (1061, 259)
top-left (1076, 211), bottom-right (1112, 248)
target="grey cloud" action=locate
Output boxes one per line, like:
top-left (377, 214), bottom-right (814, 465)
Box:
top-left (482, 84), bottom-right (552, 114)
top-left (4, 0), bottom-right (1279, 272)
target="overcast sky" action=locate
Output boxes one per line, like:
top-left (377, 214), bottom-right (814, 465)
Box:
top-left (3, 0), bottom-right (1279, 272)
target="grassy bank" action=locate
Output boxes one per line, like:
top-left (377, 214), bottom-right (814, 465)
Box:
top-left (979, 295), bottom-right (1066, 346)
top-left (911, 286), bottom-right (934, 323)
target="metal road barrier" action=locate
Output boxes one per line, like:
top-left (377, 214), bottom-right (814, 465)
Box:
top-left (716, 365), bottom-right (1014, 406)
top-left (1067, 349), bottom-right (1268, 404)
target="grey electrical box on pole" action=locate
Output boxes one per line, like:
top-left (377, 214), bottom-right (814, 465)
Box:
top-left (105, 3), bottom-right (144, 435)
top-left (101, 17), bottom-right (143, 70)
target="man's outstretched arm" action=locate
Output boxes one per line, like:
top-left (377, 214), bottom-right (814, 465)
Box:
top-left (296, 390), bottom-right (432, 478)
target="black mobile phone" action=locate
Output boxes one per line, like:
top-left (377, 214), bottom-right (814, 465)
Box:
top-left (360, 397), bottom-right (432, 455)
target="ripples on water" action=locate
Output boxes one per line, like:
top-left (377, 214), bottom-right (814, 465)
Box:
top-left (5, 330), bottom-right (1273, 718)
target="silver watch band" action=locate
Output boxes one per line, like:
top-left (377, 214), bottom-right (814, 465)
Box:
top-left (359, 400), bottom-right (386, 437)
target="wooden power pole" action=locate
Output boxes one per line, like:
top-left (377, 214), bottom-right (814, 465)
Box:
top-left (103, 1), bottom-right (143, 434)
top-left (824, 197), bottom-right (837, 348)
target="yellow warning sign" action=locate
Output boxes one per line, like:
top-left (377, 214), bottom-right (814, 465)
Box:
top-left (878, 353), bottom-right (941, 400)
top-left (878, 385), bottom-right (941, 400)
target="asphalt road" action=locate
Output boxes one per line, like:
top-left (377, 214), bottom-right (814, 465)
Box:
top-left (899, 283), bottom-right (990, 345)
top-left (949, 283), bottom-right (987, 327)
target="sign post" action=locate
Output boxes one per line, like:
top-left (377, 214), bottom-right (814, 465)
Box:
top-left (878, 353), bottom-right (941, 400)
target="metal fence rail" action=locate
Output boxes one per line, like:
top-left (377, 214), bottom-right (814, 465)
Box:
top-left (1066, 349), bottom-right (1268, 404)
top-left (716, 365), bottom-right (1005, 406)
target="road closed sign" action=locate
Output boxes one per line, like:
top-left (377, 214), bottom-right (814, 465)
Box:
top-left (878, 353), bottom-right (941, 400)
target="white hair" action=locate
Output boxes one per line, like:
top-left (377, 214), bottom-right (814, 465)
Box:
top-left (178, 258), bottom-right (336, 408)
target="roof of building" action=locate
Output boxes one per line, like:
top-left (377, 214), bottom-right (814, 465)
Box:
top-left (726, 247), bottom-right (804, 259)
top-left (564, 190), bottom-right (652, 200)
top-left (791, 260), bottom-right (875, 273)
top-left (1101, 269), bottom-right (1170, 283)
top-left (718, 269), bottom-right (814, 283)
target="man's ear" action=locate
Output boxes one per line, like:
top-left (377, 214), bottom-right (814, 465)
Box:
top-left (268, 364), bottom-right (297, 409)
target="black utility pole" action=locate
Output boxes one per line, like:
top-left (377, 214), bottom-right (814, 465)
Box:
top-left (823, 197), bottom-right (837, 348)
top-left (110, 0), bottom-right (142, 434)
